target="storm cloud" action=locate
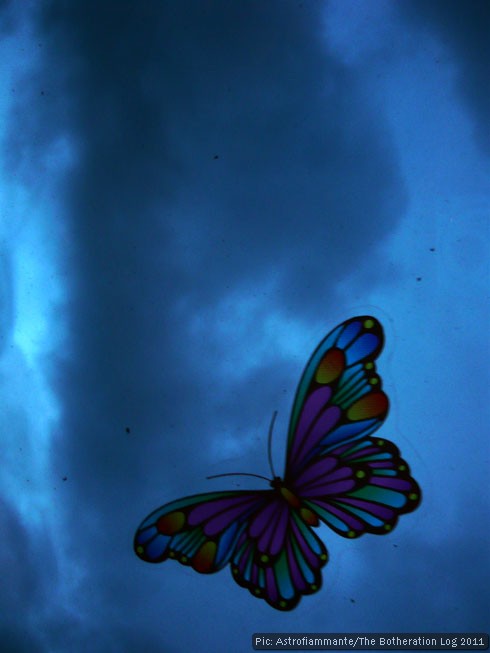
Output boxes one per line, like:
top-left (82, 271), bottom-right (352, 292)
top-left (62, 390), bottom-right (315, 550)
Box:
top-left (0, 1), bottom-right (488, 651)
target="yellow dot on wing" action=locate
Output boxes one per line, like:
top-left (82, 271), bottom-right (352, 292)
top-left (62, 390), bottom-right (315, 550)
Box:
top-left (383, 524), bottom-right (392, 532)
top-left (369, 377), bottom-right (378, 385)
top-left (377, 439), bottom-right (385, 446)
top-left (347, 530), bottom-right (356, 538)
top-left (260, 554), bottom-right (269, 563)
top-left (365, 361), bottom-right (374, 370)
top-left (409, 493), bottom-right (418, 501)
top-left (136, 545), bottom-right (144, 555)
top-left (364, 319), bottom-right (375, 329)
top-left (355, 470), bottom-right (366, 479)
top-left (180, 555), bottom-right (188, 563)
top-left (254, 588), bottom-right (261, 595)
top-left (279, 600), bottom-right (287, 608)
top-left (310, 584), bottom-right (318, 591)
top-left (320, 553), bottom-right (328, 561)
top-left (169, 551), bottom-right (176, 558)
top-left (398, 464), bottom-right (407, 471)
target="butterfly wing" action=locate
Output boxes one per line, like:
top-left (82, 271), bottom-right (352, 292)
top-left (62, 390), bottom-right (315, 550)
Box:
top-left (135, 489), bottom-right (328, 610)
top-left (285, 316), bottom-right (421, 535)
top-left (230, 500), bottom-right (328, 610)
top-left (135, 491), bottom-right (269, 572)
top-left (285, 316), bottom-right (388, 480)
top-left (291, 436), bottom-right (421, 537)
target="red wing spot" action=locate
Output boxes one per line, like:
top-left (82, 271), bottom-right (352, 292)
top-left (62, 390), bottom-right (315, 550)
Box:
top-left (156, 511), bottom-right (185, 535)
top-left (280, 487), bottom-right (301, 508)
top-left (300, 507), bottom-right (319, 526)
top-left (347, 392), bottom-right (388, 421)
top-left (192, 541), bottom-right (216, 573)
top-left (315, 348), bottom-right (345, 384)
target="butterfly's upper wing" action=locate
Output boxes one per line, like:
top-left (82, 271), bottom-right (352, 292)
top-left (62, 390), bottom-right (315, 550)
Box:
top-left (135, 489), bottom-right (327, 610)
top-left (285, 316), bottom-right (388, 478)
top-left (284, 316), bottom-right (421, 535)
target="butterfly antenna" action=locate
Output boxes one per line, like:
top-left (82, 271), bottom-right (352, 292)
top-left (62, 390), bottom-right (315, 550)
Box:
top-left (267, 410), bottom-right (278, 478)
top-left (206, 472), bottom-right (270, 482)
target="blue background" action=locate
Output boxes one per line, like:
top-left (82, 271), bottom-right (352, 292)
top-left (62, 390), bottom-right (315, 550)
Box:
top-left (0, 1), bottom-right (488, 651)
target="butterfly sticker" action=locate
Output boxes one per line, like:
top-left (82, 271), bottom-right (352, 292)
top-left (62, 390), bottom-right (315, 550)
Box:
top-left (134, 316), bottom-right (421, 610)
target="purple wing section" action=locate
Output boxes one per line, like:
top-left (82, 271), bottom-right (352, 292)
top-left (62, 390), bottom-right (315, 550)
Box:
top-left (289, 397), bottom-right (341, 473)
top-left (189, 494), bottom-right (262, 536)
top-left (294, 456), bottom-right (358, 497)
top-left (289, 387), bottom-right (333, 462)
top-left (249, 498), bottom-right (290, 556)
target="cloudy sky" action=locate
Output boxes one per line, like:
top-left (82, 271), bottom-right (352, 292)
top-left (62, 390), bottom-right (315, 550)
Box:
top-left (0, 1), bottom-right (489, 651)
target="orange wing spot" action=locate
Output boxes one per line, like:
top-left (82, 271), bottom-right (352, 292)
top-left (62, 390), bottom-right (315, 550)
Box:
top-left (280, 487), bottom-right (301, 508)
top-left (315, 348), bottom-right (345, 384)
top-left (156, 511), bottom-right (185, 535)
top-left (193, 541), bottom-right (217, 573)
top-left (347, 391), bottom-right (388, 421)
top-left (300, 507), bottom-right (319, 526)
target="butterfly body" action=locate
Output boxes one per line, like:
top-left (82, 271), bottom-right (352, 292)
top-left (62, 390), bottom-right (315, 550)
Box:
top-left (135, 316), bottom-right (421, 610)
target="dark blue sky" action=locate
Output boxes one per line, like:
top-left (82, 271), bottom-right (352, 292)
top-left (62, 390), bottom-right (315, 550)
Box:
top-left (0, 1), bottom-right (488, 651)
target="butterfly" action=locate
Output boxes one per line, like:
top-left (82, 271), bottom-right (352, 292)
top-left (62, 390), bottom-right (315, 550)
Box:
top-left (134, 316), bottom-right (421, 610)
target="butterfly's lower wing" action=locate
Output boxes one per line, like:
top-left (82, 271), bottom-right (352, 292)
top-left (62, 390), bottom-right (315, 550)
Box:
top-left (285, 316), bottom-right (389, 480)
top-left (230, 501), bottom-right (328, 610)
top-left (135, 491), bottom-right (270, 572)
top-left (292, 436), bottom-right (421, 538)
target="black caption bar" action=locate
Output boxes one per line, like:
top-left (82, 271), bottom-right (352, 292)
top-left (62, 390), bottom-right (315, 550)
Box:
top-left (252, 634), bottom-right (489, 650)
